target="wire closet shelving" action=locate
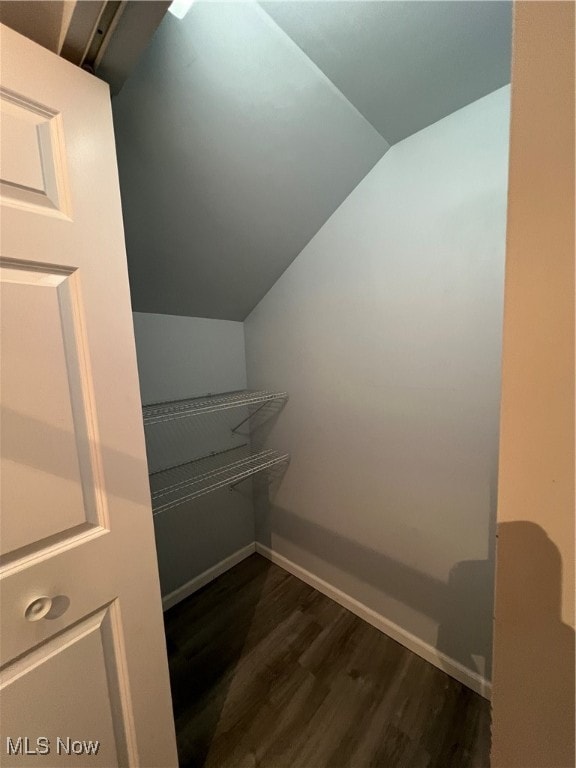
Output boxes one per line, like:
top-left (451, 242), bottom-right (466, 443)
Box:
top-left (149, 447), bottom-right (289, 515)
top-left (142, 389), bottom-right (288, 425)
top-left (143, 390), bottom-right (290, 512)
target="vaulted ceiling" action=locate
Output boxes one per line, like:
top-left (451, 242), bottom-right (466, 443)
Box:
top-left (112, 1), bottom-right (511, 321)
top-left (262, 1), bottom-right (513, 145)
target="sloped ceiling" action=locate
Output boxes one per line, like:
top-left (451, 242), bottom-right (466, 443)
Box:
top-left (112, 1), bottom-right (511, 321)
top-left (261, 1), bottom-right (512, 145)
top-left (113, 2), bottom-right (388, 320)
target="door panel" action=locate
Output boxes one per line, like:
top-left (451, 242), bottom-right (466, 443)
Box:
top-left (0, 88), bottom-right (71, 216)
top-left (1, 262), bottom-right (102, 559)
top-left (0, 24), bottom-right (177, 767)
top-left (1, 606), bottom-right (127, 767)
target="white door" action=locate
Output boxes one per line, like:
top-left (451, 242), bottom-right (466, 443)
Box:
top-left (0, 24), bottom-right (178, 768)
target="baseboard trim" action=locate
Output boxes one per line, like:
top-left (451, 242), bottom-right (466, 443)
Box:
top-left (161, 540), bottom-right (491, 698)
top-left (162, 542), bottom-right (256, 611)
top-left (255, 543), bottom-right (491, 700)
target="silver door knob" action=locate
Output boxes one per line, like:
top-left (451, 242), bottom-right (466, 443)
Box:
top-left (25, 596), bottom-right (53, 622)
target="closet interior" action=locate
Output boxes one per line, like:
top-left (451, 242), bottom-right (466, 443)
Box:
top-left (111, 1), bottom-right (513, 764)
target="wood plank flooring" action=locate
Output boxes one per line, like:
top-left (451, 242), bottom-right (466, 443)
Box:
top-left (164, 554), bottom-right (490, 768)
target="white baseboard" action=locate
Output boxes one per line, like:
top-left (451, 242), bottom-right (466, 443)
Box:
top-left (162, 542), bottom-right (256, 611)
top-left (161, 540), bottom-right (491, 699)
top-left (255, 543), bottom-right (491, 700)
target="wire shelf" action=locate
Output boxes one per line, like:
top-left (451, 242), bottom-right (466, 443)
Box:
top-left (143, 389), bottom-right (288, 425)
top-left (150, 448), bottom-right (290, 515)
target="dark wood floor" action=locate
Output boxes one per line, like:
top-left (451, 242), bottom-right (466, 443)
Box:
top-left (164, 554), bottom-right (490, 768)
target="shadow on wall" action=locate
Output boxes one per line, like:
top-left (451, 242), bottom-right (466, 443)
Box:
top-left (254, 497), bottom-right (494, 683)
top-left (255, 486), bottom-right (574, 706)
top-left (249, 402), bottom-right (500, 683)
top-left (492, 521), bottom-right (575, 768)
top-left (257, 500), bottom-right (575, 716)
top-left (232, 397), bottom-right (288, 442)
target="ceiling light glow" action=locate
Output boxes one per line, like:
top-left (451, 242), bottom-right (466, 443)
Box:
top-left (168, 0), bottom-right (195, 20)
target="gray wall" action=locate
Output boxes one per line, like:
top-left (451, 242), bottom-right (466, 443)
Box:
top-left (262, 1), bottom-right (512, 145)
top-left (132, 312), bottom-right (254, 598)
top-left (133, 312), bottom-right (246, 405)
top-left (113, 2), bottom-right (388, 321)
top-left (245, 86), bottom-right (511, 681)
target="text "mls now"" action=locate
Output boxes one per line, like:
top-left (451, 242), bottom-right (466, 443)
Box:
top-left (6, 737), bottom-right (100, 756)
